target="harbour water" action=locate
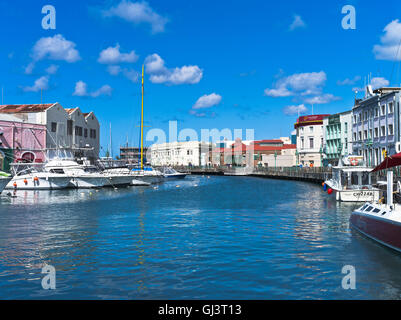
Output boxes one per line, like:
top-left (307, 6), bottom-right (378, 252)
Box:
top-left (1, 176), bottom-right (401, 299)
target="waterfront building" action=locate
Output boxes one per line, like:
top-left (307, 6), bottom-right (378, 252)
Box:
top-left (209, 138), bottom-right (296, 167)
top-left (65, 107), bottom-right (100, 161)
top-left (0, 103), bottom-right (100, 163)
top-left (295, 114), bottom-right (330, 167)
top-left (352, 86), bottom-right (401, 166)
top-left (260, 145), bottom-right (297, 167)
top-left (322, 110), bottom-right (353, 165)
top-left (150, 141), bottom-right (212, 167)
top-left (0, 115), bottom-right (46, 171)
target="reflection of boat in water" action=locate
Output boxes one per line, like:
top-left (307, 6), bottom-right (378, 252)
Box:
top-left (160, 167), bottom-right (187, 179)
top-left (0, 172), bottom-right (12, 193)
top-left (324, 156), bottom-right (380, 202)
top-left (351, 152), bottom-right (401, 253)
top-left (6, 164), bottom-right (72, 190)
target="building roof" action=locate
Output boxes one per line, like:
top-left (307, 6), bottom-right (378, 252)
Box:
top-left (65, 108), bottom-right (78, 114)
top-left (0, 103), bottom-right (56, 114)
top-left (253, 139), bottom-right (283, 144)
top-left (294, 114), bottom-right (330, 129)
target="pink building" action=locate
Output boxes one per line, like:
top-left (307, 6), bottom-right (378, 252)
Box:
top-left (0, 116), bottom-right (46, 171)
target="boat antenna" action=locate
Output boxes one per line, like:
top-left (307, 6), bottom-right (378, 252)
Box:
top-left (140, 64), bottom-right (145, 170)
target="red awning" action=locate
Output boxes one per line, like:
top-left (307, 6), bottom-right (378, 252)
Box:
top-left (371, 152), bottom-right (401, 172)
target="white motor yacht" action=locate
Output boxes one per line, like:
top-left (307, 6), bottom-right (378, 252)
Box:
top-left (6, 165), bottom-right (72, 190)
top-left (130, 167), bottom-right (165, 184)
top-left (101, 167), bottom-right (138, 187)
top-left (45, 159), bottom-right (107, 188)
top-left (160, 167), bottom-right (187, 179)
top-left (324, 155), bottom-right (380, 202)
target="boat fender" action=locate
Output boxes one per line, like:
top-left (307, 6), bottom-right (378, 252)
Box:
top-left (13, 182), bottom-right (17, 188)
top-left (23, 179), bottom-right (28, 185)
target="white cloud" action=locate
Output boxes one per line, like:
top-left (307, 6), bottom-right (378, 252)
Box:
top-left (46, 64), bottom-right (59, 75)
top-left (352, 77), bottom-right (390, 92)
top-left (145, 53), bottom-right (203, 85)
top-left (283, 104), bottom-right (308, 115)
top-left (304, 93), bottom-right (340, 105)
top-left (107, 65), bottom-right (122, 75)
top-left (23, 76), bottom-right (49, 92)
top-left (337, 76), bottom-right (361, 86)
top-left (265, 71), bottom-right (327, 97)
top-left (31, 34), bottom-right (80, 62)
top-left (103, 0), bottom-right (168, 34)
top-left (289, 15), bottom-right (306, 31)
top-left (24, 62), bottom-right (35, 75)
top-left (371, 77), bottom-right (390, 89)
top-left (98, 44), bottom-right (138, 64)
top-left (73, 81), bottom-right (88, 96)
top-left (373, 20), bottom-right (401, 61)
top-left (193, 93), bottom-right (222, 109)
top-left (106, 65), bottom-right (139, 82)
top-left (73, 81), bottom-right (112, 97)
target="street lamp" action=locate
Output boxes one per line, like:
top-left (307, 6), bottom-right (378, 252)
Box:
top-left (274, 151), bottom-right (277, 169)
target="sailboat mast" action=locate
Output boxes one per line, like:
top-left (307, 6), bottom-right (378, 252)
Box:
top-left (140, 64), bottom-right (145, 170)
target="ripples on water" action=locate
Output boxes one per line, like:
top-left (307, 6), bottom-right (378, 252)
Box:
top-left (1, 176), bottom-right (401, 299)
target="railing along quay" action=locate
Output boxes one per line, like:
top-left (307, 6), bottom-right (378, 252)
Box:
top-left (171, 166), bottom-right (333, 184)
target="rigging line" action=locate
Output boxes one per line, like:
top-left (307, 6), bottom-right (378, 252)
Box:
top-left (389, 37), bottom-right (401, 86)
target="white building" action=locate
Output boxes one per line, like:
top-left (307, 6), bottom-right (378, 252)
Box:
top-left (352, 86), bottom-right (401, 166)
top-left (261, 147), bottom-right (296, 167)
top-left (150, 141), bottom-right (212, 166)
top-left (295, 114), bottom-right (330, 167)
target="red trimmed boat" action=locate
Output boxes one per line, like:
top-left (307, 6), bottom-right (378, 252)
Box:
top-left (350, 153), bottom-right (401, 253)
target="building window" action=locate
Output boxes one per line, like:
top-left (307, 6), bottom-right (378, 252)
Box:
top-left (67, 120), bottom-right (73, 135)
top-left (374, 127), bottom-right (378, 138)
top-left (389, 124), bottom-right (394, 135)
top-left (381, 126), bottom-right (386, 136)
top-left (90, 129), bottom-right (97, 139)
top-left (364, 130), bottom-right (367, 140)
top-left (353, 115), bottom-right (357, 123)
top-left (358, 131), bottom-right (362, 140)
top-left (300, 127), bottom-right (304, 133)
top-left (301, 138), bottom-right (304, 149)
top-left (381, 104), bottom-right (386, 116)
top-left (309, 126), bottom-right (314, 133)
top-left (353, 132), bottom-right (357, 141)
top-left (51, 122), bottom-right (57, 132)
top-left (75, 126), bottom-right (83, 136)
top-left (344, 122), bottom-right (348, 133)
top-left (389, 102), bottom-right (394, 113)
top-left (375, 108), bottom-right (379, 117)
top-left (84, 128), bottom-right (88, 138)
top-left (309, 137), bottom-right (314, 149)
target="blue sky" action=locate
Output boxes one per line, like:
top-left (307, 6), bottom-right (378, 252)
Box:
top-left (1, 0), bottom-right (401, 156)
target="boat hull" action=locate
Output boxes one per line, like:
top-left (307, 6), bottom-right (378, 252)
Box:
top-left (335, 189), bottom-right (380, 202)
top-left (0, 177), bottom-right (12, 193)
top-left (6, 175), bottom-right (72, 190)
top-left (132, 174), bottom-right (164, 184)
top-left (350, 210), bottom-right (401, 253)
top-left (104, 175), bottom-right (133, 187)
top-left (69, 176), bottom-right (107, 188)
top-left (164, 173), bottom-right (187, 179)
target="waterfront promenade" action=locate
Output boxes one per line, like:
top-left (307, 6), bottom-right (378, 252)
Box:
top-left (172, 166), bottom-right (332, 184)
top-left (170, 165), bottom-right (392, 185)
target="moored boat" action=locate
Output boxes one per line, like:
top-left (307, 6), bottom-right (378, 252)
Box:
top-left (6, 169), bottom-right (72, 190)
top-left (350, 152), bottom-right (401, 252)
top-left (160, 167), bottom-right (187, 179)
top-left (324, 155), bottom-right (380, 202)
top-left (45, 159), bottom-right (107, 188)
